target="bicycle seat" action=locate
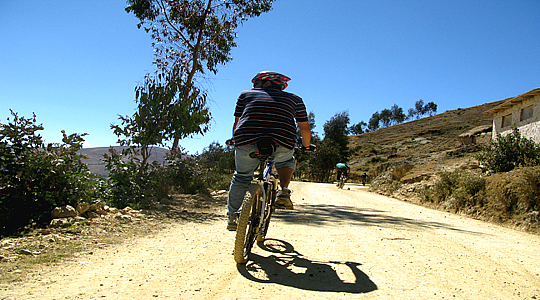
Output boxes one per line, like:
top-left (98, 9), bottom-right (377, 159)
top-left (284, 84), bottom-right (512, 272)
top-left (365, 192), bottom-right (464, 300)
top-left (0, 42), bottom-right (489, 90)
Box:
top-left (249, 139), bottom-right (276, 159)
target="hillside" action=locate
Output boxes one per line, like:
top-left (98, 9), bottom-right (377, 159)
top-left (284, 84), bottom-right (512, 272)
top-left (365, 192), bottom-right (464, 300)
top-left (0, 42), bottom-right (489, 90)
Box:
top-left (79, 146), bottom-right (169, 176)
top-left (346, 98), bottom-right (507, 199)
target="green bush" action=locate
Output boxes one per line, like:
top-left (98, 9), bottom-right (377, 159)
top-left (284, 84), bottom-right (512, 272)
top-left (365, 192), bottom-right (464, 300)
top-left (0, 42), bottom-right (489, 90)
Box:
top-left (104, 148), bottom-right (225, 209)
top-left (423, 170), bottom-right (486, 210)
top-left (0, 111), bottom-right (99, 235)
top-left (477, 127), bottom-right (540, 173)
top-left (103, 147), bottom-right (147, 209)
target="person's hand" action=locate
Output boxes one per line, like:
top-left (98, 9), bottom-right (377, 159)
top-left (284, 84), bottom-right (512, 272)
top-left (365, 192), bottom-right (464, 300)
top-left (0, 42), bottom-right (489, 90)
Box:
top-left (301, 144), bottom-right (317, 152)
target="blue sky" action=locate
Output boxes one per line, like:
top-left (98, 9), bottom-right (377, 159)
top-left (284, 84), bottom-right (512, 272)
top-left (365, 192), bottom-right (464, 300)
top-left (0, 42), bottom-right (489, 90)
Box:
top-left (1, 0), bottom-right (539, 154)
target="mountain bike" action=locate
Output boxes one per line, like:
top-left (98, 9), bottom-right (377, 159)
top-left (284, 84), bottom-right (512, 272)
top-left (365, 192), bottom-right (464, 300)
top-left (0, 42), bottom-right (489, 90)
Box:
top-left (232, 140), bottom-right (315, 264)
top-left (234, 140), bottom-right (280, 264)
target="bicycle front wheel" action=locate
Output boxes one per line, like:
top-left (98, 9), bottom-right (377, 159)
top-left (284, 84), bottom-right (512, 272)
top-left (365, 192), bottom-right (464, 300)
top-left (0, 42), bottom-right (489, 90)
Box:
top-left (234, 183), bottom-right (262, 264)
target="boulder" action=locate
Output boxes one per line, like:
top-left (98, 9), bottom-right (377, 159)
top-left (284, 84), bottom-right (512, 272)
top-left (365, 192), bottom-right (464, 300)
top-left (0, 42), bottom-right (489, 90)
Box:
top-left (51, 205), bottom-right (77, 218)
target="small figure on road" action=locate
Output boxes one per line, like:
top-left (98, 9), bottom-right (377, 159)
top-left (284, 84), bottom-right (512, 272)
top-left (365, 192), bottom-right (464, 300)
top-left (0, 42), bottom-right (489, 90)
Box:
top-left (361, 172), bottom-right (368, 186)
top-left (336, 162), bottom-right (350, 187)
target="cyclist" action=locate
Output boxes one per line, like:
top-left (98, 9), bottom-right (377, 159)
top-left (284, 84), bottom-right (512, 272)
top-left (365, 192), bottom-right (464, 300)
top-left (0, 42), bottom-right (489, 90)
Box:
top-left (227, 71), bottom-right (314, 231)
top-left (361, 172), bottom-right (368, 186)
top-left (335, 162), bottom-right (350, 187)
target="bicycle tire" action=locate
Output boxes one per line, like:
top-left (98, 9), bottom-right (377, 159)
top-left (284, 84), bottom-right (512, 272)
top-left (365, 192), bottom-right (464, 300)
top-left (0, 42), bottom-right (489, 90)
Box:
top-left (234, 183), bottom-right (262, 264)
top-left (257, 187), bottom-right (275, 243)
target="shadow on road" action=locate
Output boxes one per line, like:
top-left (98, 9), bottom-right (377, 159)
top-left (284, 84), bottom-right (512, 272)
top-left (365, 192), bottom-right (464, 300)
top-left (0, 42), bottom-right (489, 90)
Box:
top-left (273, 203), bottom-right (481, 234)
top-left (237, 239), bottom-right (378, 294)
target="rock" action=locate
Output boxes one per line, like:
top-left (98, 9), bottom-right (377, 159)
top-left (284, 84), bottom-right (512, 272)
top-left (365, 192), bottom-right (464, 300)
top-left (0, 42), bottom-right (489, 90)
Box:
top-left (76, 203), bottom-right (91, 215)
top-left (51, 205), bottom-right (77, 218)
top-left (50, 218), bottom-right (73, 227)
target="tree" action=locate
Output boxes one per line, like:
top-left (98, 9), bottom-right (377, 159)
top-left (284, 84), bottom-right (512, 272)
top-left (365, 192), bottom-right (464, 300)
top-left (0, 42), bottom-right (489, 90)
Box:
top-left (126, 0), bottom-right (275, 150)
top-left (111, 73), bottom-right (211, 176)
top-left (349, 121), bottom-right (367, 135)
top-left (424, 101), bottom-right (438, 116)
top-left (323, 111), bottom-right (350, 161)
top-left (379, 108), bottom-right (392, 128)
top-left (368, 111), bottom-right (380, 132)
top-left (309, 139), bottom-right (340, 183)
top-left (390, 104), bottom-right (406, 125)
top-left (408, 99), bottom-right (437, 120)
top-left (415, 99), bottom-right (425, 117)
top-left (200, 141), bottom-right (235, 174)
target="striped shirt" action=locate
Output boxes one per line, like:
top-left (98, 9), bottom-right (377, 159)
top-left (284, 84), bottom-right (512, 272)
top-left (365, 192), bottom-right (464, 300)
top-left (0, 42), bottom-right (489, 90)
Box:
top-left (233, 88), bottom-right (308, 150)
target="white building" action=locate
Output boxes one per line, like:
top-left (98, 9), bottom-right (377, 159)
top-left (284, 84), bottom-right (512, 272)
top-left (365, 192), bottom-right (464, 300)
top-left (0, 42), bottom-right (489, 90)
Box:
top-left (484, 88), bottom-right (540, 144)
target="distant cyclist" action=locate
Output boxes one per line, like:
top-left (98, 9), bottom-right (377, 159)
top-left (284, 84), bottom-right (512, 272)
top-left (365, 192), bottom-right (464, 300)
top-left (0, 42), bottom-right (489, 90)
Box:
top-left (361, 172), bottom-right (368, 186)
top-left (226, 71), bottom-right (315, 231)
top-left (335, 162), bottom-right (350, 187)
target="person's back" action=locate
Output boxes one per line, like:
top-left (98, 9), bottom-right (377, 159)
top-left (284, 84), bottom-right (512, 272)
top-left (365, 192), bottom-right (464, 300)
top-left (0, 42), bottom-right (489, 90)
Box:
top-left (336, 162), bottom-right (349, 171)
top-left (233, 87), bottom-right (306, 150)
top-left (335, 162), bottom-right (350, 186)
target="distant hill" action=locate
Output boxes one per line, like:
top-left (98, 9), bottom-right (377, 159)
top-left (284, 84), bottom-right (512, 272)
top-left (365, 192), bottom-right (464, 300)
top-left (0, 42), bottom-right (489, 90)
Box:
top-left (347, 98), bottom-right (508, 186)
top-left (79, 146), bottom-right (170, 176)
top-left (349, 99), bottom-right (508, 171)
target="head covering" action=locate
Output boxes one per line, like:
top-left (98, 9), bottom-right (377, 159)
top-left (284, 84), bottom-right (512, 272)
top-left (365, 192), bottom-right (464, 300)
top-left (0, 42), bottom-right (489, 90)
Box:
top-left (252, 71), bottom-right (291, 90)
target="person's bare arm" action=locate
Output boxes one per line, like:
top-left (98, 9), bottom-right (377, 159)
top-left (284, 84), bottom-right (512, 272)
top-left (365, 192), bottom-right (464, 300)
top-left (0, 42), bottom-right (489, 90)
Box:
top-left (232, 117), bottom-right (239, 134)
top-left (297, 121), bottom-right (311, 147)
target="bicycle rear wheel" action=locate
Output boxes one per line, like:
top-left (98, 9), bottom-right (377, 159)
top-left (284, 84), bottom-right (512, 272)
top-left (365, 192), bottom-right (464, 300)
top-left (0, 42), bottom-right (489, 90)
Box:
top-left (234, 183), bottom-right (262, 264)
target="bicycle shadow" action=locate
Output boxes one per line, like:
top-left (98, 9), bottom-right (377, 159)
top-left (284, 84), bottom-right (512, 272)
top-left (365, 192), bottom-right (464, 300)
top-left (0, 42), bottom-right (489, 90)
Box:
top-left (236, 238), bottom-right (377, 294)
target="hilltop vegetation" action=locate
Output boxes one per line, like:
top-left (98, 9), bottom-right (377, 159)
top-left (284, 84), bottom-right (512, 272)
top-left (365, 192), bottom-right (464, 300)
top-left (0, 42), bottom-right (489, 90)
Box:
top-left (344, 98), bottom-right (540, 233)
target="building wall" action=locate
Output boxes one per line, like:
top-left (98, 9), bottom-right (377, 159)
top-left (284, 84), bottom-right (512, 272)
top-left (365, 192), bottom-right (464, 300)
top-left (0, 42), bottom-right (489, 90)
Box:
top-left (492, 95), bottom-right (540, 144)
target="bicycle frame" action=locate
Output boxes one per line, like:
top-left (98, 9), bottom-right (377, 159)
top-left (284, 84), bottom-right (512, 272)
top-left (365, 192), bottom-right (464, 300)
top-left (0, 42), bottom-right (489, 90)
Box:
top-left (255, 158), bottom-right (277, 239)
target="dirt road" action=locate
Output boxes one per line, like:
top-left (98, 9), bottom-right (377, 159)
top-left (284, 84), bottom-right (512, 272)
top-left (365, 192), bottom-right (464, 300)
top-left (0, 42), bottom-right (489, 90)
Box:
top-left (3, 182), bottom-right (540, 299)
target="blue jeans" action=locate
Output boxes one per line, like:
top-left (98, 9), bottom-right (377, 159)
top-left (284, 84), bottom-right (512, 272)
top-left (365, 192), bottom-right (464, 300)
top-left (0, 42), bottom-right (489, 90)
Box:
top-left (227, 143), bottom-right (296, 216)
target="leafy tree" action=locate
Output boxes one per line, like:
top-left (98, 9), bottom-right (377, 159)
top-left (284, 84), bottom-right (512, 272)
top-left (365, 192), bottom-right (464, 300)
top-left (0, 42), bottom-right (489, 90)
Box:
top-left (323, 111), bottom-right (350, 161)
top-left (200, 141), bottom-right (235, 174)
top-left (408, 99), bottom-right (437, 120)
top-left (379, 108), bottom-right (392, 127)
top-left (309, 139), bottom-right (340, 182)
top-left (111, 73), bottom-right (210, 175)
top-left (424, 101), bottom-right (438, 116)
top-left (390, 104), bottom-right (406, 124)
top-left (349, 121), bottom-right (367, 135)
top-left (476, 127), bottom-right (540, 173)
top-left (126, 0), bottom-right (275, 149)
top-left (368, 111), bottom-right (380, 132)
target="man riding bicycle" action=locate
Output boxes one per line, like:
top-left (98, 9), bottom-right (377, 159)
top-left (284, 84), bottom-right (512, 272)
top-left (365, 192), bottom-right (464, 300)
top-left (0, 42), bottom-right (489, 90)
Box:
top-left (335, 162), bottom-right (350, 187)
top-left (226, 71), bottom-right (314, 231)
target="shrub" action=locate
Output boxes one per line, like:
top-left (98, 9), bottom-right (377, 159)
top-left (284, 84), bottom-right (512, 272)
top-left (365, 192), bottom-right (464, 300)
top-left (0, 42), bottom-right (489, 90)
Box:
top-left (103, 147), bottom-right (147, 209)
top-left (423, 170), bottom-right (486, 211)
top-left (103, 148), bottom-right (221, 209)
top-left (0, 111), bottom-right (99, 235)
top-left (477, 127), bottom-right (540, 173)
top-left (485, 166), bottom-right (540, 219)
